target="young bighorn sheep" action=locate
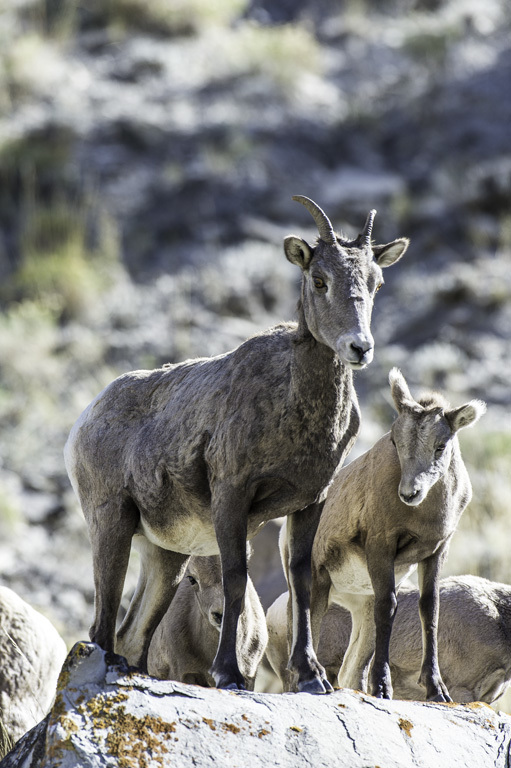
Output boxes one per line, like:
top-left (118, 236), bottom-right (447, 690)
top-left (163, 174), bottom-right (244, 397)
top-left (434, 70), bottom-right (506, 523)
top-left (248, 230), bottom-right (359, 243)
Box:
top-left (147, 554), bottom-right (267, 690)
top-left (281, 369), bottom-right (485, 699)
top-left (314, 370), bottom-right (485, 700)
top-left (267, 575), bottom-right (511, 704)
top-left (64, 195), bottom-right (408, 693)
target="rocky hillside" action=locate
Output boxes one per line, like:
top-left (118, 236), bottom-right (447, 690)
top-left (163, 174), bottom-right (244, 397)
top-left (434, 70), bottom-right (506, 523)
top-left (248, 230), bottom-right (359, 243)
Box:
top-left (0, 0), bottom-right (510, 702)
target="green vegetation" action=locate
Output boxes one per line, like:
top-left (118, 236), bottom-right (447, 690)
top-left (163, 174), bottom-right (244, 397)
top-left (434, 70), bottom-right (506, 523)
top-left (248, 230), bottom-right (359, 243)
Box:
top-left (449, 429), bottom-right (511, 584)
top-left (8, 199), bottom-right (120, 321)
top-left (98, 0), bottom-right (248, 36)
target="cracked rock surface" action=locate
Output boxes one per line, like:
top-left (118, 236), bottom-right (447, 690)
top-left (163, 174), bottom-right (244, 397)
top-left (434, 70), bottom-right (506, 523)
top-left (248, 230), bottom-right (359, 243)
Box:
top-left (3, 642), bottom-right (511, 768)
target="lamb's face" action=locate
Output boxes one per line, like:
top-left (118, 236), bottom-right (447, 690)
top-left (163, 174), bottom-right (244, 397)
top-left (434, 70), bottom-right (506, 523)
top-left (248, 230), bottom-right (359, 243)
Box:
top-left (186, 557), bottom-right (224, 632)
top-left (388, 366), bottom-right (486, 507)
top-left (391, 408), bottom-right (454, 507)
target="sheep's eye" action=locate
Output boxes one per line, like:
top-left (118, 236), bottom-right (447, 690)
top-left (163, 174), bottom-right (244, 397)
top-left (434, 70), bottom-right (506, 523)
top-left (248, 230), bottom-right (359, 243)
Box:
top-left (187, 575), bottom-right (198, 586)
top-left (435, 444), bottom-right (446, 458)
top-left (376, 282), bottom-right (383, 292)
top-left (313, 276), bottom-right (326, 290)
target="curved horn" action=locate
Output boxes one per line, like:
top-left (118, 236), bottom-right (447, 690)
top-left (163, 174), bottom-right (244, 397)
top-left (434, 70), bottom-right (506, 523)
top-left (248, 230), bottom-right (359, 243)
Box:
top-left (359, 209), bottom-right (377, 245)
top-left (292, 195), bottom-right (336, 245)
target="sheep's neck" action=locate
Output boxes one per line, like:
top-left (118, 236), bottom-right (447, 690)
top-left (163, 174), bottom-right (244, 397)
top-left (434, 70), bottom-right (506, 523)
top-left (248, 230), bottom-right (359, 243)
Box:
top-left (291, 301), bottom-right (351, 430)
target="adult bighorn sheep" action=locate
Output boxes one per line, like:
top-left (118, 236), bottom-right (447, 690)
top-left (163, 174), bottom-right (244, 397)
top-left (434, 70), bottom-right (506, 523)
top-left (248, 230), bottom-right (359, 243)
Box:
top-left (64, 195), bottom-right (408, 693)
top-left (266, 575), bottom-right (511, 704)
top-left (285, 369), bottom-right (484, 700)
top-left (147, 554), bottom-right (267, 690)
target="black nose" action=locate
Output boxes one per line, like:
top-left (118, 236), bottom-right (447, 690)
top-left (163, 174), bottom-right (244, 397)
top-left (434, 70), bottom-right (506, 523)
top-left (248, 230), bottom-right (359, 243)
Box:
top-left (212, 611), bottom-right (223, 626)
top-left (350, 343), bottom-right (371, 362)
top-left (401, 489), bottom-right (420, 503)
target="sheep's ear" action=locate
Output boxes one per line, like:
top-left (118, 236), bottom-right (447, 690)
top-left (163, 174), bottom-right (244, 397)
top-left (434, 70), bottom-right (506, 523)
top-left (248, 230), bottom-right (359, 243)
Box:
top-left (284, 236), bottom-right (313, 270)
top-left (389, 367), bottom-right (415, 413)
top-left (445, 400), bottom-right (487, 432)
top-left (373, 238), bottom-right (409, 268)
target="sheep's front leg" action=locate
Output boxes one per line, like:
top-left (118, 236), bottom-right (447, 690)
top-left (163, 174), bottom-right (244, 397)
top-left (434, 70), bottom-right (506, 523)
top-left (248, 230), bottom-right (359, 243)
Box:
top-left (286, 503), bottom-right (333, 694)
top-left (417, 545), bottom-right (452, 702)
top-left (210, 483), bottom-right (249, 690)
top-left (366, 544), bottom-right (397, 699)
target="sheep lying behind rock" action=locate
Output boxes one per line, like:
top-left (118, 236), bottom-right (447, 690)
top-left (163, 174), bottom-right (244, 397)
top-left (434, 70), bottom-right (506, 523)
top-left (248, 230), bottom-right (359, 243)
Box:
top-left (0, 586), bottom-right (67, 751)
top-left (266, 575), bottom-right (511, 704)
top-left (148, 555), bottom-right (268, 690)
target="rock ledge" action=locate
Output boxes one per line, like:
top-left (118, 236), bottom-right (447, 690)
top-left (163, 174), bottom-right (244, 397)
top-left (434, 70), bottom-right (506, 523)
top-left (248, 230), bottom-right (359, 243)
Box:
top-left (3, 642), bottom-right (511, 767)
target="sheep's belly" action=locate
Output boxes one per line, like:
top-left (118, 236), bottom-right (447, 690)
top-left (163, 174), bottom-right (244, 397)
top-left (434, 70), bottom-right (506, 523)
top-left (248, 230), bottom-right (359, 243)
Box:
top-left (328, 555), bottom-right (417, 603)
top-left (329, 557), bottom-right (374, 600)
top-left (139, 515), bottom-right (220, 556)
top-left (138, 513), bottom-right (268, 557)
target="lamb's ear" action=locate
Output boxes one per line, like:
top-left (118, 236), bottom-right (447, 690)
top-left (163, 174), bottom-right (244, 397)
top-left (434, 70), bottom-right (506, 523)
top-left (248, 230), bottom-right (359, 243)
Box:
top-left (284, 236), bottom-right (313, 270)
top-left (445, 400), bottom-right (487, 432)
top-left (373, 237), bottom-right (409, 268)
top-left (389, 367), bottom-right (415, 413)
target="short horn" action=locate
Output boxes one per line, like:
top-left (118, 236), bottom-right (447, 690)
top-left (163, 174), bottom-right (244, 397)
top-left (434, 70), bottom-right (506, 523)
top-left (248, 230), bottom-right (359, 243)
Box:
top-left (358, 209), bottom-right (377, 245)
top-left (292, 195), bottom-right (336, 245)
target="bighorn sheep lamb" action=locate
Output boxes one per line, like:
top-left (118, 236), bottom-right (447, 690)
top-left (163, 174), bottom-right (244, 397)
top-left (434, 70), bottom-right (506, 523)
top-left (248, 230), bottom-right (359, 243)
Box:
top-left (64, 196), bottom-right (408, 692)
top-left (281, 369), bottom-right (485, 700)
top-left (147, 554), bottom-right (267, 690)
top-left (316, 370), bottom-right (485, 700)
top-left (267, 575), bottom-right (511, 703)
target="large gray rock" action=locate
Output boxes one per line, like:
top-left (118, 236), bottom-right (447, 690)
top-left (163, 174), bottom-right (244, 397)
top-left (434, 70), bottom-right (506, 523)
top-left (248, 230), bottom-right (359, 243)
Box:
top-left (0, 587), bottom-right (67, 749)
top-left (3, 641), bottom-right (511, 767)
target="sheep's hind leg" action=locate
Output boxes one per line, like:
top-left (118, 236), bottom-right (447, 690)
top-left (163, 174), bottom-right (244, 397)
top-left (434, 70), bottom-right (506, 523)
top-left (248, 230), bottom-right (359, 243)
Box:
top-left (116, 535), bottom-right (189, 671)
top-left (85, 495), bottom-right (139, 654)
top-left (210, 483), bottom-right (250, 690)
top-left (337, 595), bottom-right (375, 693)
top-left (286, 503), bottom-right (333, 694)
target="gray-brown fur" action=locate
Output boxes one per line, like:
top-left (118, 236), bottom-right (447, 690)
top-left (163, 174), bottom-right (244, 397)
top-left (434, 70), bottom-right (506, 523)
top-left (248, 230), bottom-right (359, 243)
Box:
top-left (288, 368), bottom-right (486, 700)
top-left (267, 576), bottom-right (511, 704)
top-left (148, 555), bottom-right (267, 690)
top-left (64, 195), bottom-right (408, 692)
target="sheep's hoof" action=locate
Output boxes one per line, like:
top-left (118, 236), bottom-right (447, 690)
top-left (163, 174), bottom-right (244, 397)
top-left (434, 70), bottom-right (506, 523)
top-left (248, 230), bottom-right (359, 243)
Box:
top-left (216, 678), bottom-right (247, 691)
top-left (221, 682), bottom-right (246, 691)
top-left (427, 692), bottom-right (452, 703)
top-left (298, 677), bottom-right (331, 695)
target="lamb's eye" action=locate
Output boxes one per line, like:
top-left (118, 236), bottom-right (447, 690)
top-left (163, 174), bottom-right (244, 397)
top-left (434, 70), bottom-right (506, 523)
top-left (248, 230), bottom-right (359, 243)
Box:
top-left (376, 282), bottom-right (383, 292)
top-left (313, 276), bottom-right (326, 290)
top-left (187, 575), bottom-right (198, 586)
top-left (435, 444), bottom-right (446, 458)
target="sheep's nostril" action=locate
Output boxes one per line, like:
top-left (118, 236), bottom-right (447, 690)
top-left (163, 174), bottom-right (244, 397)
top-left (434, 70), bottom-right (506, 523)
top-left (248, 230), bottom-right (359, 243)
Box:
top-left (350, 343), bottom-right (364, 360)
top-left (350, 342), bottom-right (372, 362)
top-left (401, 489), bottom-right (419, 503)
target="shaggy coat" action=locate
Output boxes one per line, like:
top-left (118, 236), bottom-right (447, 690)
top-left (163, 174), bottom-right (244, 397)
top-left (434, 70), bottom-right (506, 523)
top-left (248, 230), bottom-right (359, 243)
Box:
top-left (65, 196), bottom-right (408, 692)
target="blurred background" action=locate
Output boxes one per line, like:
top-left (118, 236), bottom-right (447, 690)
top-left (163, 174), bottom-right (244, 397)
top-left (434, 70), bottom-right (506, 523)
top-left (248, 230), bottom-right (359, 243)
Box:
top-left (0, 0), bottom-right (510, 703)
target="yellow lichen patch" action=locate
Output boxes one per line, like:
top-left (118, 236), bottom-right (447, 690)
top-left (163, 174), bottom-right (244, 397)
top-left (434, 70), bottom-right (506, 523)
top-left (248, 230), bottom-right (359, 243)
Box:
top-left (46, 708), bottom-right (83, 763)
top-left (258, 729), bottom-right (271, 738)
top-left (83, 691), bottom-right (130, 730)
top-left (105, 709), bottom-right (177, 768)
top-left (290, 726), bottom-right (303, 733)
top-left (202, 717), bottom-right (217, 731)
top-left (398, 718), bottom-right (414, 738)
top-left (222, 723), bottom-right (241, 735)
